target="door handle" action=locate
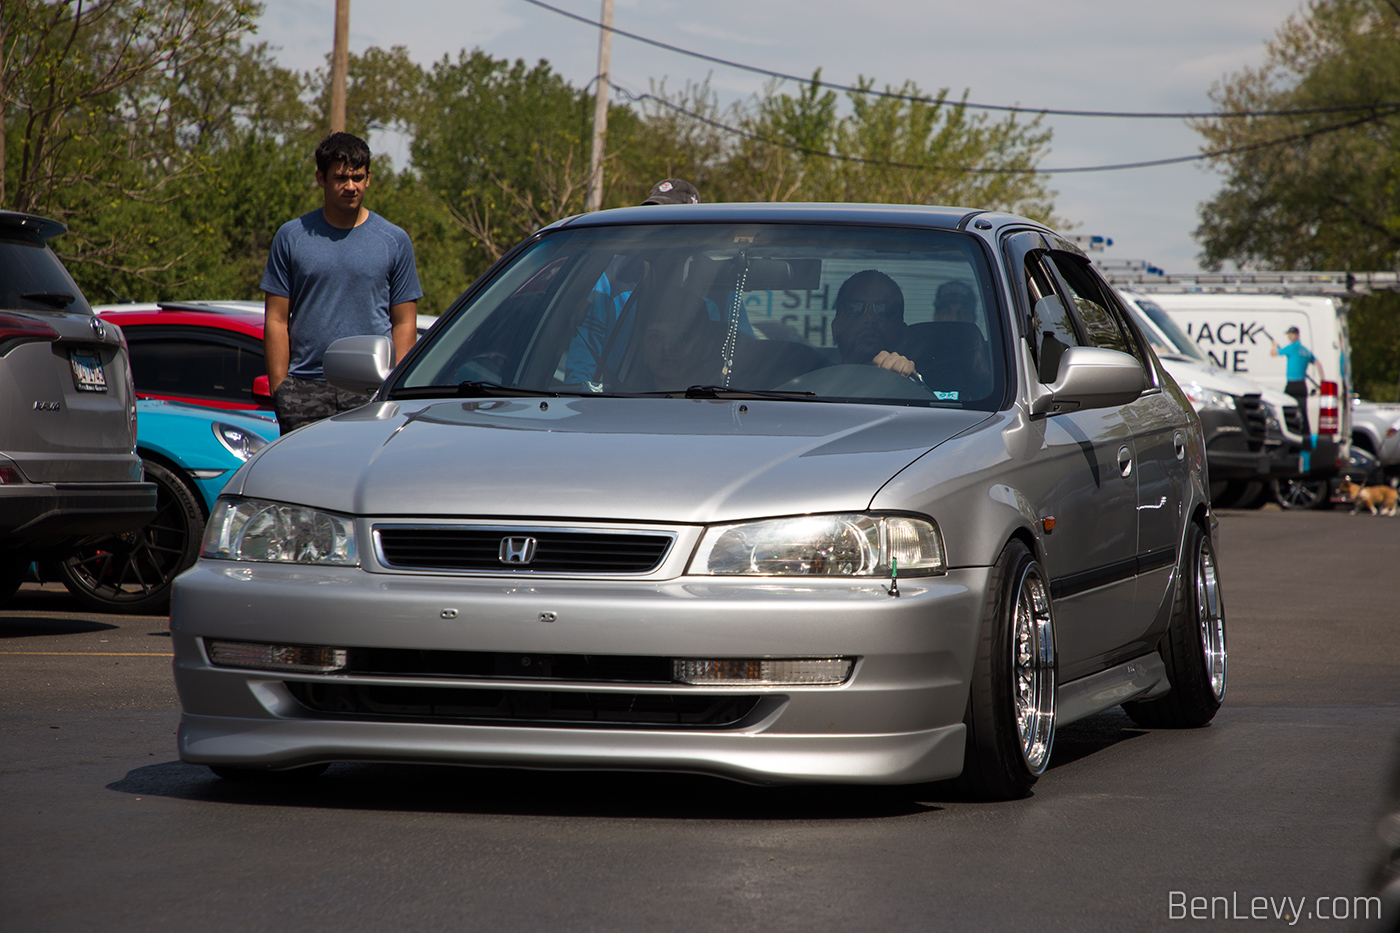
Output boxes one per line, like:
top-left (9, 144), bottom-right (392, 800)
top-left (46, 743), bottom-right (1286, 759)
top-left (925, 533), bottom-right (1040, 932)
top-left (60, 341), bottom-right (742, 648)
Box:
top-left (1118, 445), bottom-right (1133, 478)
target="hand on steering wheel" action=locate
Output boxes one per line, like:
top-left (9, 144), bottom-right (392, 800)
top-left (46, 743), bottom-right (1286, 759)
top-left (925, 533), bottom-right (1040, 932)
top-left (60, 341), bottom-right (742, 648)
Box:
top-left (872, 350), bottom-right (918, 379)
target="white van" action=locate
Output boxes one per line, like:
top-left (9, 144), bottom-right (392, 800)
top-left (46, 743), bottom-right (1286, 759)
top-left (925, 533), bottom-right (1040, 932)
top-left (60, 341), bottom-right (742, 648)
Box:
top-left (1119, 292), bottom-right (1302, 507)
top-left (1123, 292), bottom-right (1350, 491)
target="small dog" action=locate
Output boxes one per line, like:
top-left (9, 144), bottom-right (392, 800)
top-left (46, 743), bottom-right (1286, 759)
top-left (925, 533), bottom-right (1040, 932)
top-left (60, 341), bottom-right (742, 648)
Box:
top-left (1337, 480), bottom-right (1399, 516)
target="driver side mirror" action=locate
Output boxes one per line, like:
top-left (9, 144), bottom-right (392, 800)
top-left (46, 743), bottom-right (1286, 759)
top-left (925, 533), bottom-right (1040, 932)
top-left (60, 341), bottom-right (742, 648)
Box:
top-left (323, 334), bottom-right (394, 395)
top-left (251, 374), bottom-right (272, 406)
top-left (1030, 346), bottom-right (1145, 417)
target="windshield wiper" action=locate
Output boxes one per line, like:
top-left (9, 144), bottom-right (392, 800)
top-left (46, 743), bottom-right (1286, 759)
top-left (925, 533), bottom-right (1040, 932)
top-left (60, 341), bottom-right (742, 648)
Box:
top-left (389, 382), bottom-right (560, 400)
top-left (679, 385), bottom-right (817, 400)
top-left (22, 291), bottom-right (75, 309)
top-left (456, 381), bottom-right (559, 398)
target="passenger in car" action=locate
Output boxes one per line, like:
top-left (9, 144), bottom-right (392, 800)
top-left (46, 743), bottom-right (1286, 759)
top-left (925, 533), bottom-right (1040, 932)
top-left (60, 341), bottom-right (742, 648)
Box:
top-left (933, 280), bottom-right (978, 325)
top-left (629, 289), bottom-right (722, 391)
top-left (564, 179), bottom-right (702, 386)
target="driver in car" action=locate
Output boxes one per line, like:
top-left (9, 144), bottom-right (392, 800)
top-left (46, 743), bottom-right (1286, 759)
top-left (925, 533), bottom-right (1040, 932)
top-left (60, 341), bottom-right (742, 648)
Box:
top-left (831, 270), bottom-right (919, 377)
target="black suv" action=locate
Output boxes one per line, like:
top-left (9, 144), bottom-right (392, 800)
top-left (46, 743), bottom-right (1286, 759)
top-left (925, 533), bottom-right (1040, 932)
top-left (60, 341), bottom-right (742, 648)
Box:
top-left (0, 211), bottom-right (156, 600)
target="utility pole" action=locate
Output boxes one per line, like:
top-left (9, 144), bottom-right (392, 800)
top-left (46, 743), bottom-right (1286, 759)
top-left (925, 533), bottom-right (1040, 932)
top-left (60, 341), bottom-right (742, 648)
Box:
top-left (584, 0), bottom-right (614, 213)
top-left (329, 0), bottom-right (350, 133)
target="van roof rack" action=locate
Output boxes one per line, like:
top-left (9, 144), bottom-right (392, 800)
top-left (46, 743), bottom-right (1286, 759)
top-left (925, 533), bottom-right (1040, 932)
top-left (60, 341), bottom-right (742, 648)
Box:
top-left (1093, 264), bottom-right (1400, 297)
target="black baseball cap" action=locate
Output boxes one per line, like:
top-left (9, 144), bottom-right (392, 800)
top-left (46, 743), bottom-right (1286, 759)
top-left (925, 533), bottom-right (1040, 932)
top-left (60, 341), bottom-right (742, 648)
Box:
top-left (642, 179), bottom-right (701, 205)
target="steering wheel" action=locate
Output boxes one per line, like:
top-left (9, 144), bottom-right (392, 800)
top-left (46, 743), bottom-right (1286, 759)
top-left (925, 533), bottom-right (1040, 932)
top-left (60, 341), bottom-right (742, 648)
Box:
top-left (776, 363), bottom-right (937, 400)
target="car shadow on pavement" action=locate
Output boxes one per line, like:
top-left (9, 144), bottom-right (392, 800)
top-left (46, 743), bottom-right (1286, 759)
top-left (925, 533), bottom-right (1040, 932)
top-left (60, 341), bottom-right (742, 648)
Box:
top-left (108, 760), bottom-right (944, 819)
top-left (1046, 708), bottom-right (1150, 770)
top-left (0, 616), bottom-right (118, 637)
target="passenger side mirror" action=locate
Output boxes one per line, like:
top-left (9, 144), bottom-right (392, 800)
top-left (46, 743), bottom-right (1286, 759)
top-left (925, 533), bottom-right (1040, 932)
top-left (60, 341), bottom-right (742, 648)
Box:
top-left (323, 334), bottom-right (394, 395)
top-left (251, 375), bottom-right (272, 406)
top-left (1030, 346), bottom-right (1145, 416)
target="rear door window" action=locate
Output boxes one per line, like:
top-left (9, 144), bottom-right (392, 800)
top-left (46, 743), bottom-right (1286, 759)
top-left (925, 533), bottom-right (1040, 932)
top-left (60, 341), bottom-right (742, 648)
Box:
top-left (123, 327), bottom-right (265, 405)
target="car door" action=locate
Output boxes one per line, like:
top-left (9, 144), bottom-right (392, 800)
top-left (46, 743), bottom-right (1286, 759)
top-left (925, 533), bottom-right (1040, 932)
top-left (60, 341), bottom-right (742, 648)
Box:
top-left (1045, 250), bottom-right (1184, 662)
top-left (1005, 233), bottom-right (1139, 682)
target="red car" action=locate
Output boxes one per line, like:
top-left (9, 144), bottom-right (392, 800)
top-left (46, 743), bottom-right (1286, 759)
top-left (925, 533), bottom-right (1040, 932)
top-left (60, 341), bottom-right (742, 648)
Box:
top-left (94, 301), bottom-right (272, 411)
top-left (95, 301), bottom-right (438, 412)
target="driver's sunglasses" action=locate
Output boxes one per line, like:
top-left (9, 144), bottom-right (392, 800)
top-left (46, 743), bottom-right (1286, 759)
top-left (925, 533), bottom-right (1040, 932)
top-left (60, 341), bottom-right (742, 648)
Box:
top-left (836, 300), bottom-right (897, 320)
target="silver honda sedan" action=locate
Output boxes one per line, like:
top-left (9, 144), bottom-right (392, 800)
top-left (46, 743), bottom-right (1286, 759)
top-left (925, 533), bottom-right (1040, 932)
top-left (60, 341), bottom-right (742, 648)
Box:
top-left (170, 204), bottom-right (1225, 800)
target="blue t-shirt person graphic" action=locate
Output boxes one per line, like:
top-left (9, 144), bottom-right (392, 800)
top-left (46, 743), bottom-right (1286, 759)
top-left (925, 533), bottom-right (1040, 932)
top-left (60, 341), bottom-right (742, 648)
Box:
top-left (1269, 326), bottom-right (1321, 436)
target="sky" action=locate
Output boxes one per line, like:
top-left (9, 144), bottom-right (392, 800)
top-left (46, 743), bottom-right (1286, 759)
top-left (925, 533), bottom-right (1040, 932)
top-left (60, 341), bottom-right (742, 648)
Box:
top-left (254, 0), bottom-right (1309, 273)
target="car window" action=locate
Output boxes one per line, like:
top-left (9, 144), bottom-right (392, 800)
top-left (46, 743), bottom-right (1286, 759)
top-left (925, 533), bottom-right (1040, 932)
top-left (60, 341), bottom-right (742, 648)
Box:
top-left (1044, 253), bottom-right (1141, 362)
top-left (0, 232), bottom-right (93, 315)
top-left (1023, 252), bottom-right (1081, 383)
top-left (399, 223), bottom-right (1008, 410)
top-left (1132, 298), bottom-right (1212, 365)
top-left (124, 329), bottom-right (265, 404)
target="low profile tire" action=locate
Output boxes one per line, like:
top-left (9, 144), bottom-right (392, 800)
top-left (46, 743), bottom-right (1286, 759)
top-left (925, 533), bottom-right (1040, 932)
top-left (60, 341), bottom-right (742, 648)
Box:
top-left (56, 460), bottom-right (204, 614)
top-left (1270, 476), bottom-right (1332, 510)
top-left (955, 539), bottom-right (1057, 801)
top-left (209, 763), bottom-right (330, 782)
top-left (1123, 522), bottom-right (1227, 728)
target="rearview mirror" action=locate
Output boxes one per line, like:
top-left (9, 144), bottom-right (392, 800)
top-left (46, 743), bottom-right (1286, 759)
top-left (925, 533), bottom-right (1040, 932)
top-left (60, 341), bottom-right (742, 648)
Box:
top-left (1030, 346), bottom-right (1145, 416)
top-left (323, 335), bottom-right (394, 395)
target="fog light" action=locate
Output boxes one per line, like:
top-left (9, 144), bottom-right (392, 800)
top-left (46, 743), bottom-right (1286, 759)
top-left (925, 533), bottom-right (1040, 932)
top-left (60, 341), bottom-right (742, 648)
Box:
top-left (206, 640), bottom-right (348, 673)
top-left (673, 658), bottom-right (852, 685)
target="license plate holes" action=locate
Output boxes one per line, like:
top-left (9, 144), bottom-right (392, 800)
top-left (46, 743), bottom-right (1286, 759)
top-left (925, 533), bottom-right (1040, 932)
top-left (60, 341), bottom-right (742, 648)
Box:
top-left (70, 350), bottom-right (107, 392)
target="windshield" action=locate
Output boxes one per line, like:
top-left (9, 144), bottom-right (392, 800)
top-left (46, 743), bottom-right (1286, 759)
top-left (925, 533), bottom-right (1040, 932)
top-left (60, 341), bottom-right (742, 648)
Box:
top-left (393, 222), bottom-right (1007, 410)
top-left (1130, 297), bottom-right (1212, 365)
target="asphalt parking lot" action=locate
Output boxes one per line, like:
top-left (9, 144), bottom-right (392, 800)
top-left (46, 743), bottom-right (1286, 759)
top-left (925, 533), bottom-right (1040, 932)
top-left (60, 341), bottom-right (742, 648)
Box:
top-left (2, 506), bottom-right (1398, 931)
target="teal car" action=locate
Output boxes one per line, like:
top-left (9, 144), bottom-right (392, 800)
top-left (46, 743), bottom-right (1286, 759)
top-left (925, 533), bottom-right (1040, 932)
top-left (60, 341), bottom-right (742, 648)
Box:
top-left (52, 400), bottom-right (277, 613)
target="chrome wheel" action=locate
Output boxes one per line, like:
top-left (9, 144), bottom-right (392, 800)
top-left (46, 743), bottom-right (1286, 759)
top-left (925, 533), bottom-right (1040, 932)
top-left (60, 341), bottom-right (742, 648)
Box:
top-left (1012, 563), bottom-right (1056, 773)
top-left (1195, 538), bottom-right (1227, 702)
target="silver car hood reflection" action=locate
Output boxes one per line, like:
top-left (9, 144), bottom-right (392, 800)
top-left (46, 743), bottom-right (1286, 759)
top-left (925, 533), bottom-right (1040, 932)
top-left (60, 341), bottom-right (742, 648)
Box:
top-left (238, 398), bottom-right (991, 523)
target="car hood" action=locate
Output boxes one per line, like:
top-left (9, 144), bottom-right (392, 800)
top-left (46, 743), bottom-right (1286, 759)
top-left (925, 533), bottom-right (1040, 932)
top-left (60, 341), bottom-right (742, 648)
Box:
top-left (235, 397), bottom-right (990, 523)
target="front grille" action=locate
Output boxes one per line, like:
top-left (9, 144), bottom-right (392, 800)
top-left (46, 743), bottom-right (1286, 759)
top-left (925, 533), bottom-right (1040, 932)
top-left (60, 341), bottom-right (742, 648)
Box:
top-left (1237, 394), bottom-right (1267, 450)
top-left (286, 682), bottom-right (760, 729)
top-left (375, 526), bottom-right (673, 574)
top-left (345, 648), bottom-right (671, 683)
top-left (1284, 405), bottom-right (1306, 435)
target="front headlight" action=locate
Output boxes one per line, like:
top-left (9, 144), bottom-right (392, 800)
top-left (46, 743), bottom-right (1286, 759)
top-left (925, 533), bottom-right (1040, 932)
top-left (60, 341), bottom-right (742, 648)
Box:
top-left (690, 513), bottom-right (944, 576)
top-left (1180, 383), bottom-right (1237, 413)
top-left (201, 497), bottom-right (358, 565)
top-left (212, 422), bottom-right (270, 461)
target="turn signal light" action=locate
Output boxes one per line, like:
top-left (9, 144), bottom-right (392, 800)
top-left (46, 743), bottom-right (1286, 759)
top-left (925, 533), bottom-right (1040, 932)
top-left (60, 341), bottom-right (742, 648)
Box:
top-left (673, 658), bottom-right (853, 686)
top-left (206, 640), bottom-right (347, 673)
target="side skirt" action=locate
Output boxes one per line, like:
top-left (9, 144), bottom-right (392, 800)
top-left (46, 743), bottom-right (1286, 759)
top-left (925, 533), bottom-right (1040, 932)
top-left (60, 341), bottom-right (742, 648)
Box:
top-left (1056, 652), bottom-right (1170, 727)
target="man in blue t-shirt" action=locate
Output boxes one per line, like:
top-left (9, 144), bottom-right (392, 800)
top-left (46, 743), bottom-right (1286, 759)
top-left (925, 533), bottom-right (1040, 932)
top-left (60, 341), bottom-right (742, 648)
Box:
top-left (1269, 325), bottom-right (1321, 435)
top-left (261, 132), bottom-right (423, 432)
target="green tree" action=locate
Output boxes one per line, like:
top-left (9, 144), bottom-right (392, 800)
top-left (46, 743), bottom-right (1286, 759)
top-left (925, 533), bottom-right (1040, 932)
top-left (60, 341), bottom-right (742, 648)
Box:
top-left (1193, 0), bottom-right (1400, 397)
top-left (411, 51), bottom-right (617, 268)
top-left (1, 0), bottom-right (259, 260)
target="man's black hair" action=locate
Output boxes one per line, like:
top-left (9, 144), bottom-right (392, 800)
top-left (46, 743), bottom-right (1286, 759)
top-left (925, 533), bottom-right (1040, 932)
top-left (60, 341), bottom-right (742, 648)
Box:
top-left (315, 132), bottom-right (372, 175)
top-left (836, 269), bottom-right (905, 321)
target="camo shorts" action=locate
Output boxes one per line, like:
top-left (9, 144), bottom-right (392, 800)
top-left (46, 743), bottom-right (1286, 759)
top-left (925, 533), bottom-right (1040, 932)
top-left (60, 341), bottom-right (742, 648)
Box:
top-left (272, 376), bottom-right (373, 433)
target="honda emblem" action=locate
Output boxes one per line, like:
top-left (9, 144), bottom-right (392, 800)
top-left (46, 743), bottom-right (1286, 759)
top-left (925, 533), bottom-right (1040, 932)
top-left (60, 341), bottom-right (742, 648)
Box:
top-left (498, 536), bottom-right (537, 565)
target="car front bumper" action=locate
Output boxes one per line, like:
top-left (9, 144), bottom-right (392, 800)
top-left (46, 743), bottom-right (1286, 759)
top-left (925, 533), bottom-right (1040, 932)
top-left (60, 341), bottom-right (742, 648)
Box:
top-left (170, 561), bottom-right (990, 785)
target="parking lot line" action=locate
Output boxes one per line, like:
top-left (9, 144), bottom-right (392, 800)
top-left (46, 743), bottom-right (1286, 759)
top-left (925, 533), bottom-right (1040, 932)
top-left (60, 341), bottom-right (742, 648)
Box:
top-left (0, 651), bottom-right (173, 657)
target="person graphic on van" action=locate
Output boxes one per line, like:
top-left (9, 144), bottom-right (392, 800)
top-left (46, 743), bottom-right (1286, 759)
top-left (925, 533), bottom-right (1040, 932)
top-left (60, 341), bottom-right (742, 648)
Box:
top-left (1269, 326), bottom-right (1323, 435)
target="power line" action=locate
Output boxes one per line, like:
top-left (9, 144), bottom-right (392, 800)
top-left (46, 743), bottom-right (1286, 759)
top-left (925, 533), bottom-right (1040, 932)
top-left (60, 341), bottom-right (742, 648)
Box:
top-left (617, 85), bottom-right (1400, 174)
top-left (520, 0), bottom-right (1400, 121)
